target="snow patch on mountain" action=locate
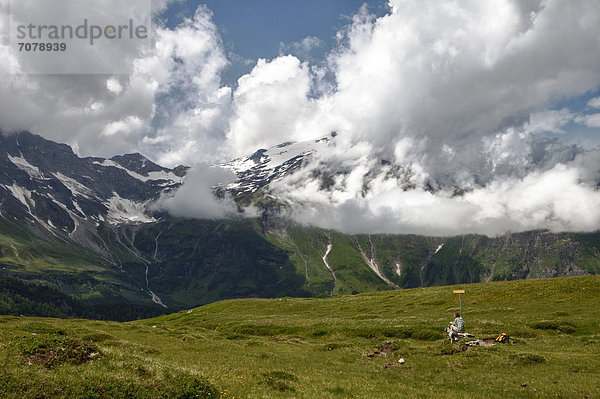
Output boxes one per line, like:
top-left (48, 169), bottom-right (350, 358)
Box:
top-left (3, 183), bottom-right (34, 211)
top-left (54, 172), bottom-right (94, 198)
top-left (45, 193), bottom-right (81, 233)
top-left (8, 155), bottom-right (45, 179)
top-left (94, 159), bottom-right (183, 185)
top-left (94, 160), bottom-right (149, 181)
top-left (71, 200), bottom-right (86, 217)
top-left (105, 192), bottom-right (155, 224)
top-left (146, 170), bottom-right (184, 184)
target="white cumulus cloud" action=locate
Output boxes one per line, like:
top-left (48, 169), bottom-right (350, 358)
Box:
top-left (3, 0), bottom-right (600, 235)
top-left (0, 2), bottom-right (231, 166)
top-left (156, 165), bottom-right (239, 219)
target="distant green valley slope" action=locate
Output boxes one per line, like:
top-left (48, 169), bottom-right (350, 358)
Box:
top-left (1, 215), bottom-right (599, 313)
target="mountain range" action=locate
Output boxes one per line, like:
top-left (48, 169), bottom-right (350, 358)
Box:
top-left (0, 131), bottom-right (598, 317)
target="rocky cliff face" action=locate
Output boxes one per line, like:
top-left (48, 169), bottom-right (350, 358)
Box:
top-left (0, 131), bottom-right (185, 240)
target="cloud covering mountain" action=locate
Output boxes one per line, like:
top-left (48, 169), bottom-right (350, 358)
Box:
top-left (1, 0), bottom-right (600, 235)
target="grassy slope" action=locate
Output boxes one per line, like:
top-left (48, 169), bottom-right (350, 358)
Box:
top-left (326, 232), bottom-right (391, 295)
top-left (0, 276), bottom-right (167, 321)
top-left (0, 218), bottom-right (147, 304)
top-left (268, 227), bottom-right (600, 299)
top-left (360, 234), bottom-right (443, 288)
top-left (130, 219), bottom-right (309, 307)
top-left (574, 232), bottom-right (600, 274)
top-left (1, 275), bottom-right (599, 398)
top-left (2, 215), bottom-right (600, 311)
top-left (263, 224), bottom-right (338, 297)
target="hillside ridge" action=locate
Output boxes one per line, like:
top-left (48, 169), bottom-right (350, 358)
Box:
top-left (0, 132), bottom-right (598, 312)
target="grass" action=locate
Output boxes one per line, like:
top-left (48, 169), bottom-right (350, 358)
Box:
top-left (0, 320), bottom-right (219, 398)
top-left (0, 275), bottom-right (599, 398)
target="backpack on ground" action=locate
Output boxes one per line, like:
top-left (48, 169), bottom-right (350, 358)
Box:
top-left (495, 333), bottom-right (509, 343)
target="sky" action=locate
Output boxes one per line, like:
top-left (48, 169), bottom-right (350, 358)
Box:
top-left (2, 0), bottom-right (600, 236)
top-left (160, 0), bottom-right (390, 85)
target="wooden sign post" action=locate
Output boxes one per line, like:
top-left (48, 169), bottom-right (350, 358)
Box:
top-left (453, 289), bottom-right (465, 317)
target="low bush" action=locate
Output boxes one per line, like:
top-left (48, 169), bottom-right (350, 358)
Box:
top-left (438, 343), bottom-right (468, 356)
top-left (83, 333), bottom-right (113, 342)
top-left (510, 353), bottom-right (546, 366)
top-left (19, 335), bottom-right (100, 368)
top-left (353, 326), bottom-right (442, 341)
top-left (262, 370), bottom-right (298, 392)
top-left (530, 321), bottom-right (576, 334)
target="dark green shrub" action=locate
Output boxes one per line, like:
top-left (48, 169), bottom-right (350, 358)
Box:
top-left (354, 326), bottom-right (443, 341)
top-left (223, 333), bottom-right (250, 340)
top-left (262, 371), bottom-right (298, 392)
top-left (84, 333), bottom-right (113, 342)
top-left (530, 321), bottom-right (576, 334)
top-left (165, 372), bottom-right (219, 399)
top-left (510, 353), bottom-right (546, 365)
top-left (511, 329), bottom-right (538, 338)
top-left (20, 335), bottom-right (100, 368)
top-left (412, 329), bottom-right (444, 341)
top-left (530, 321), bottom-right (560, 330)
top-left (557, 324), bottom-right (576, 334)
top-left (231, 324), bottom-right (292, 337)
top-left (438, 343), bottom-right (467, 356)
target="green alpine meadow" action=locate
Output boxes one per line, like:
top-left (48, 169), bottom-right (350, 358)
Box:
top-left (1, 275), bottom-right (599, 398)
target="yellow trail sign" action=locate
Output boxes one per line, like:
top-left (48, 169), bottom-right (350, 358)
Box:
top-left (453, 290), bottom-right (465, 316)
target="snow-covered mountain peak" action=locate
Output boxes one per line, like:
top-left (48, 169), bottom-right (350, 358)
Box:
top-left (0, 132), bottom-right (186, 242)
top-left (220, 135), bottom-right (332, 194)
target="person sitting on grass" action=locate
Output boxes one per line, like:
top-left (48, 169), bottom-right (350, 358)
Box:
top-left (450, 312), bottom-right (465, 334)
